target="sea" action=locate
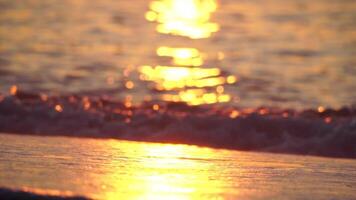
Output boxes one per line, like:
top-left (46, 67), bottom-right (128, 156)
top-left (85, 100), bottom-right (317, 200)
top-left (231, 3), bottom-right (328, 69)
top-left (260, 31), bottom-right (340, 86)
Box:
top-left (0, 0), bottom-right (355, 199)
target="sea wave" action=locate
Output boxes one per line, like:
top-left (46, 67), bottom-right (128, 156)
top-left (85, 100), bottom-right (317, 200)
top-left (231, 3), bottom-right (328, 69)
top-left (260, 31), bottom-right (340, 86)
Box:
top-left (0, 187), bottom-right (89, 200)
top-left (0, 90), bottom-right (355, 158)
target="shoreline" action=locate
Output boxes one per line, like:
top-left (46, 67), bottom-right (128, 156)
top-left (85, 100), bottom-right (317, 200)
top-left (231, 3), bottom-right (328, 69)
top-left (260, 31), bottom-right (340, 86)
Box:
top-left (1, 132), bottom-right (355, 161)
top-left (1, 91), bottom-right (355, 159)
top-left (1, 133), bottom-right (356, 200)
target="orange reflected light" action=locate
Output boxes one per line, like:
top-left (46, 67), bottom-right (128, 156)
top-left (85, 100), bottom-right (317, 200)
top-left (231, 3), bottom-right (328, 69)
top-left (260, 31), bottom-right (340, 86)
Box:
top-left (83, 101), bottom-right (91, 110)
top-left (258, 108), bottom-right (268, 115)
top-left (10, 85), bottom-right (18, 95)
top-left (152, 104), bottom-right (160, 111)
top-left (142, 0), bottom-right (237, 106)
top-left (139, 65), bottom-right (227, 90)
top-left (157, 46), bottom-right (203, 66)
top-left (99, 141), bottom-right (228, 199)
top-left (318, 106), bottom-right (325, 113)
top-left (229, 110), bottom-right (240, 119)
top-left (146, 0), bottom-right (219, 39)
top-left (55, 104), bottom-right (63, 112)
top-left (139, 65), bottom-right (236, 105)
top-left (124, 101), bottom-right (132, 108)
top-left (82, 97), bottom-right (91, 110)
top-left (163, 89), bottom-right (230, 105)
top-left (216, 85), bottom-right (224, 93)
top-left (125, 81), bottom-right (134, 89)
top-left (40, 94), bottom-right (48, 101)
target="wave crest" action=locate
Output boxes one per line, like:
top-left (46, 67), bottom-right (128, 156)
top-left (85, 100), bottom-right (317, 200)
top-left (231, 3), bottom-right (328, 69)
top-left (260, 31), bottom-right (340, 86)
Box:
top-left (0, 91), bottom-right (355, 158)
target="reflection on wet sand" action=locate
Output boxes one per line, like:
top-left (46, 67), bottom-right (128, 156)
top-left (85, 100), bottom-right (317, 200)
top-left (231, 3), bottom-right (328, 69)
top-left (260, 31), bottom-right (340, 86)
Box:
top-left (2, 134), bottom-right (355, 199)
top-left (101, 142), bottom-right (229, 199)
top-left (142, 0), bottom-right (238, 106)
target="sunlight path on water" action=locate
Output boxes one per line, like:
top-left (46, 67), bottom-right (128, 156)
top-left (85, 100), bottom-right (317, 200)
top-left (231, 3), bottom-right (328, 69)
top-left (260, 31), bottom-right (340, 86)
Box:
top-left (143, 0), bottom-right (238, 106)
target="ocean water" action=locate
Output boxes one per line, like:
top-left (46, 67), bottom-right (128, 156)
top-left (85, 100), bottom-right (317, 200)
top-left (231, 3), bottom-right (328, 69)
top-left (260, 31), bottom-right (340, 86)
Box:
top-left (0, 0), bottom-right (355, 109)
top-left (1, 133), bottom-right (356, 199)
top-left (1, 1), bottom-right (356, 198)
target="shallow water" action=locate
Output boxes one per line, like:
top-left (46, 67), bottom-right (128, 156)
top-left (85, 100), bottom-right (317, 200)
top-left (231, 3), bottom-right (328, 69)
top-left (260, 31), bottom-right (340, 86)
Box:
top-left (0, 0), bottom-right (355, 109)
top-left (0, 133), bottom-right (355, 199)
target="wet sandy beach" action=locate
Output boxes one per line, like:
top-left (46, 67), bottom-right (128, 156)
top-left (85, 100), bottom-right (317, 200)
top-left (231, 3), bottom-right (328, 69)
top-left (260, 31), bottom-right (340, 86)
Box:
top-left (1, 133), bottom-right (356, 199)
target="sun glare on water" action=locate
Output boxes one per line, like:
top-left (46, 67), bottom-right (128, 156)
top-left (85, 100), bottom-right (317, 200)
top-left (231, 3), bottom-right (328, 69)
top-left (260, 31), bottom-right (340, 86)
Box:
top-left (146, 0), bottom-right (219, 39)
top-left (157, 46), bottom-right (204, 66)
top-left (141, 0), bottom-right (238, 106)
top-left (139, 65), bottom-right (235, 105)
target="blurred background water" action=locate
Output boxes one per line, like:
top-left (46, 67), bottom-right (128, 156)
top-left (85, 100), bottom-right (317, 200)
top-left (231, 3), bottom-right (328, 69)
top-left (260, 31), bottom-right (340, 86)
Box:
top-left (0, 0), bottom-right (355, 109)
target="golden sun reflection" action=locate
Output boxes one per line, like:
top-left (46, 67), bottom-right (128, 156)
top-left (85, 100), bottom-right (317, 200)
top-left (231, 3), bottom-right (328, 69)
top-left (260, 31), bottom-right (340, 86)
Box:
top-left (139, 65), bottom-right (236, 105)
top-left (100, 141), bottom-right (229, 200)
top-left (146, 0), bottom-right (219, 39)
top-left (142, 0), bottom-right (237, 106)
top-left (157, 46), bottom-right (203, 66)
top-left (139, 65), bottom-right (235, 89)
top-left (163, 89), bottom-right (231, 105)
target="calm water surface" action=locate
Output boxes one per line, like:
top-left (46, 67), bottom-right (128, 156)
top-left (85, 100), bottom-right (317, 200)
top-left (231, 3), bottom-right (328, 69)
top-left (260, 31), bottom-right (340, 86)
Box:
top-left (0, 133), bottom-right (356, 199)
top-left (0, 0), bottom-right (355, 109)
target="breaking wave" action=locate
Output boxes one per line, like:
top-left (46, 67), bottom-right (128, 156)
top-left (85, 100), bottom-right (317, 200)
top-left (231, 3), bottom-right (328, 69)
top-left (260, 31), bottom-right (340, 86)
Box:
top-left (0, 187), bottom-right (89, 200)
top-left (0, 90), bottom-right (355, 158)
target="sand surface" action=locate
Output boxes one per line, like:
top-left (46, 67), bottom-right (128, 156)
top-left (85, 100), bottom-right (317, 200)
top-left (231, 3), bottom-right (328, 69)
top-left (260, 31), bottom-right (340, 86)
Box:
top-left (1, 133), bottom-right (355, 200)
